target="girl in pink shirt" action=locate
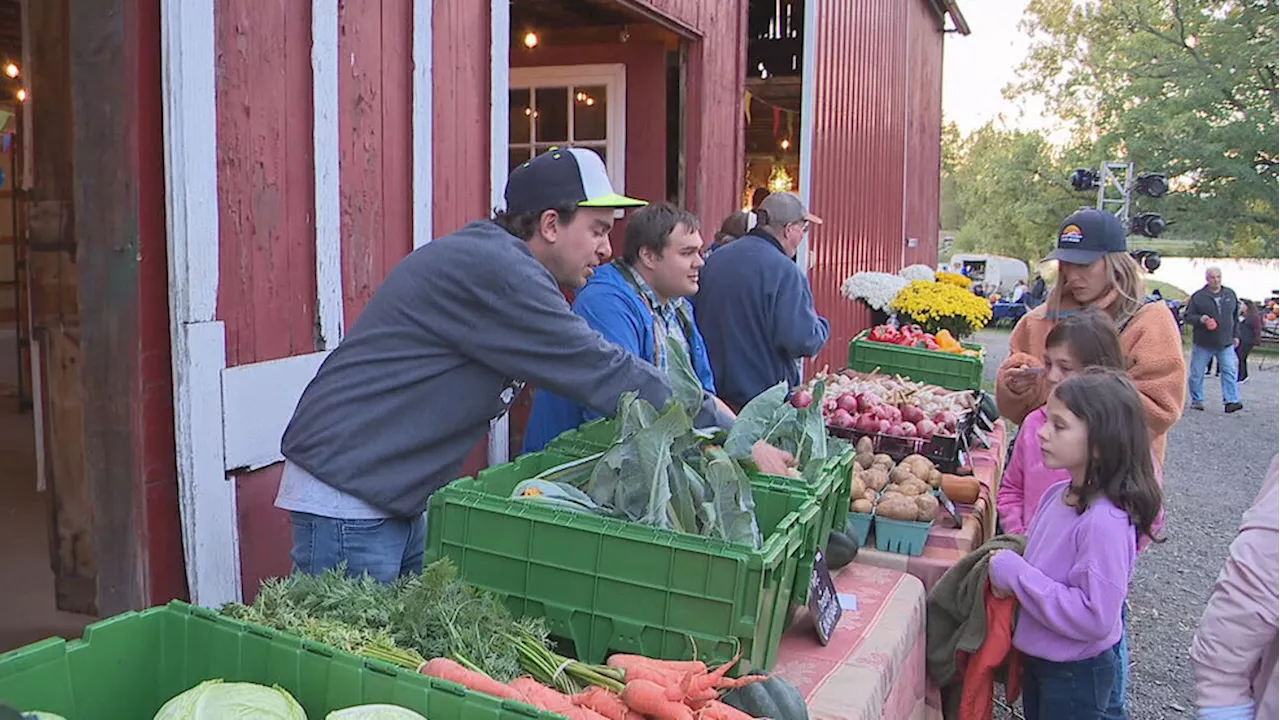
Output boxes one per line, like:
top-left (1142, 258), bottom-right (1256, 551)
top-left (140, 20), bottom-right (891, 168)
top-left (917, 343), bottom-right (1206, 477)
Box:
top-left (998, 309), bottom-right (1126, 535)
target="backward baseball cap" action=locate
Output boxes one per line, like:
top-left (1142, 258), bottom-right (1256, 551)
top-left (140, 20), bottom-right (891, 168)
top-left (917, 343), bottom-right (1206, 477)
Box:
top-left (757, 191), bottom-right (823, 227)
top-left (504, 147), bottom-right (647, 215)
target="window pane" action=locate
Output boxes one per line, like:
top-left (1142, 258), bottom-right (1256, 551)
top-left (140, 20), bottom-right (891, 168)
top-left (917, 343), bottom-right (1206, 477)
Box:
top-left (509, 147), bottom-right (532, 174)
top-left (509, 89), bottom-right (531, 144)
top-left (534, 87), bottom-right (568, 143)
top-left (573, 85), bottom-right (607, 141)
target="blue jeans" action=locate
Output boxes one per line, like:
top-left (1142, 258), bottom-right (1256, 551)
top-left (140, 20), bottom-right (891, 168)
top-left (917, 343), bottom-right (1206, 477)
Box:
top-left (1189, 344), bottom-right (1239, 404)
top-left (1112, 607), bottom-right (1129, 718)
top-left (288, 511), bottom-right (426, 583)
top-left (1022, 643), bottom-right (1123, 720)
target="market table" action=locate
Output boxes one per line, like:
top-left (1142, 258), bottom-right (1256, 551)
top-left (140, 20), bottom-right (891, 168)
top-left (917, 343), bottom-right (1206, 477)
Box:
top-left (852, 421), bottom-right (1008, 590)
top-left (773, 563), bottom-right (939, 720)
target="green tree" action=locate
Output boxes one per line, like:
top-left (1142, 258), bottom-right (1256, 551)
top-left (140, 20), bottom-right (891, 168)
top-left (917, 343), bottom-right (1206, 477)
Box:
top-left (1008, 0), bottom-right (1278, 257)
top-left (939, 121), bottom-right (966, 232)
top-left (948, 124), bottom-right (1082, 266)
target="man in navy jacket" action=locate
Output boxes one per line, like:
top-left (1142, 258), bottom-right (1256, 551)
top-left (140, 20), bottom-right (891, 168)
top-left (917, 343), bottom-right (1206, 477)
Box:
top-left (523, 203), bottom-right (726, 452)
top-left (693, 192), bottom-right (831, 411)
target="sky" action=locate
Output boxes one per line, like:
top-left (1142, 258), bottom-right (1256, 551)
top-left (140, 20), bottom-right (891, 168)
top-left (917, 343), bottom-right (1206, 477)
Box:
top-left (941, 0), bottom-right (1061, 138)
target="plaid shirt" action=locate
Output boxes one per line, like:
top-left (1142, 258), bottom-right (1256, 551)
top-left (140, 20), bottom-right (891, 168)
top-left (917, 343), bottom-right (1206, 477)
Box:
top-left (618, 261), bottom-right (692, 373)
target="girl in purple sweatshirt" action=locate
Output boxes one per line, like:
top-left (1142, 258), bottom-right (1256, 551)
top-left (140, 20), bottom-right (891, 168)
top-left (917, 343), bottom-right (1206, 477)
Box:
top-left (989, 369), bottom-right (1164, 720)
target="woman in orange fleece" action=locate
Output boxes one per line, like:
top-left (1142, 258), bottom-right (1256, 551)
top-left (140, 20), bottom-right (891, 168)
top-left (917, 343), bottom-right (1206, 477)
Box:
top-left (996, 208), bottom-right (1186, 467)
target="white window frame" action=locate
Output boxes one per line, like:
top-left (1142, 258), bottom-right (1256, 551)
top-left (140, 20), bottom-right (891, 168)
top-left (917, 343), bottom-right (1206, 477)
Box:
top-left (508, 64), bottom-right (627, 194)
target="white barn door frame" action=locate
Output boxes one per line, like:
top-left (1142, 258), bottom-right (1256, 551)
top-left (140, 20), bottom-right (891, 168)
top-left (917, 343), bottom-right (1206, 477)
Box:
top-left (488, 0), bottom-right (511, 467)
top-left (161, 0), bottom-right (433, 606)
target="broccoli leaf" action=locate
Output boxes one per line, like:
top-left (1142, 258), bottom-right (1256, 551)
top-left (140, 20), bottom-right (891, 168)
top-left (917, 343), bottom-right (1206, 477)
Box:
top-left (664, 336), bottom-right (706, 423)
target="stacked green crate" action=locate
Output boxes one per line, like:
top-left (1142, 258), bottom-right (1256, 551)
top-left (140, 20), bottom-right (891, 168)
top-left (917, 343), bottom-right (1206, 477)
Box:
top-left (847, 329), bottom-right (985, 391)
top-left (424, 451), bottom-right (821, 673)
top-left (0, 602), bottom-right (559, 720)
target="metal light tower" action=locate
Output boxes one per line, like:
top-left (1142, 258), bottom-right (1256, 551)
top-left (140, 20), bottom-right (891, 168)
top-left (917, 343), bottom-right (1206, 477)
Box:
top-left (1096, 162), bottom-right (1134, 225)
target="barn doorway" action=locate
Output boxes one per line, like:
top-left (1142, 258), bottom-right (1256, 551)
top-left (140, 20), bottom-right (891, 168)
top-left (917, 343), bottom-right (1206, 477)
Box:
top-left (497, 0), bottom-right (691, 459)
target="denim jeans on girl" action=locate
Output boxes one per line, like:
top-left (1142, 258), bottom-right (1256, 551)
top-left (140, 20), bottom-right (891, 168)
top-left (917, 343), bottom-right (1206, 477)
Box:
top-left (1021, 642), bottom-right (1124, 720)
top-left (288, 511), bottom-right (427, 583)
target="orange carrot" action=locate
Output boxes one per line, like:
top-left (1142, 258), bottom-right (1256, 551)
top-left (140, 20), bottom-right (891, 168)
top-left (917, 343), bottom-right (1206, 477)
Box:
top-left (574, 686), bottom-right (631, 720)
top-left (607, 653), bottom-right (708, 677)
top-left (712, 674), bottom-right (769, 691)
top-left (510, 676), bottom-right (576, 712)
top-left (420, 658), bottom-right (527, 702)
top-left (682, 653), bottom-right (741, 696)
top-left (695, 700), bottom-right (756, 720)
top-left (622, 679), bottom-right (695, 720)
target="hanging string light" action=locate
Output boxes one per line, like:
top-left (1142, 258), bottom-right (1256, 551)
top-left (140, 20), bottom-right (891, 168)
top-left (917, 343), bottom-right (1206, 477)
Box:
top-left (4, 63), bottom-right (18, 79)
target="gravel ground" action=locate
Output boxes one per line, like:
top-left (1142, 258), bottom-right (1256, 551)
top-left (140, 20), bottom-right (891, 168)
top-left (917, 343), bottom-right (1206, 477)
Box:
top-left (971, 328), bottom-right (1280, 719)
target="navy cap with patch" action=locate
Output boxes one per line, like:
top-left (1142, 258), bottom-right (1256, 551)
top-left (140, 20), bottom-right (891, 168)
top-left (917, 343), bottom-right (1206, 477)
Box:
top-left (504, 147), bottom-right (646, 215)
top-left (1045, 207), bottom-right (1128, 265)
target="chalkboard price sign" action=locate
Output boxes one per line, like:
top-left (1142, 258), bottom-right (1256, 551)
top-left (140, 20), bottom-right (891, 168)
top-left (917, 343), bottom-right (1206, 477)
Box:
top-left (936, 488), bottom-right (962, 528)
top-left (808, 548), bottom-right (842, 645)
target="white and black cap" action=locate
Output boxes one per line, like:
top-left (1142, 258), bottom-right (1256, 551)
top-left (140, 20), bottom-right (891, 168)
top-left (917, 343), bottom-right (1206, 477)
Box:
top-left (504, 147), bottom-right (647, 215)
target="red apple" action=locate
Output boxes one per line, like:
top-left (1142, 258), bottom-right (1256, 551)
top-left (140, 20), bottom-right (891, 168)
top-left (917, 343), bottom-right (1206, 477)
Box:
top-left (832, 409), bottom-right (855, 428)
top-left (915, 419), bottom-right (937, 438)
top-left (878, 419), bottom-right (893, 434)
top-left (837, 393), bottom-right (859, 413)
top-left (790, 390), bottom-right (813, 409)
top-left (901, 405), bottom-right (926, 424)
top-left (896, 421), bottom-right (918, 437)
top-left (856, 393), bottom-right (878, 413)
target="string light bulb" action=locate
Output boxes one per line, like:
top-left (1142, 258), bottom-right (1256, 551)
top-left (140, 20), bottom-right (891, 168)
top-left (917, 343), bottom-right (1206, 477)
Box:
top-left (780, 138), bottom-right (791, 150)
top-left (523, 31), bottom-right (538, 48)
top-left (15, 88), bottom-right (26, 102)
top-left (4, 63), bottom-right (17, 78)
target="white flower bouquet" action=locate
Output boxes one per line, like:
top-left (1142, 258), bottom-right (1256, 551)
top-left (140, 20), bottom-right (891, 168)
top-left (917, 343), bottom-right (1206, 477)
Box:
top-left (841, 272), bottom-right (908, 311)
top-left (899, 264), bottom-right (937, 283)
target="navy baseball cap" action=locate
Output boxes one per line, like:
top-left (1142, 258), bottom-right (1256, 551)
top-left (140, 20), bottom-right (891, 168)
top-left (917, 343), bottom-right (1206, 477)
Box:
top-left (504, 147), bottom-right (646, 215)
top-left (1045, 208), bottom-right (1128, 265)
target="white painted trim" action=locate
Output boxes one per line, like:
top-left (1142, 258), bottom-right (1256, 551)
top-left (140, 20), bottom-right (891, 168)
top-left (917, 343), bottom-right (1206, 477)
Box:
top-left (160, 0), bottom-right (241, 606)
top-left (222, 351), bottom-right (330, 473)
top-left (17, 0), bottom-right (31, 189)
top-left (899, 3), bottom-right (912, 269)
top-left (796, 0), bottom-right (820, 380)
top-left (412, 0), bottom-right (433, 249)
top-left (313, 0), bottom-right (343, 350)
top-left (30, 337), bottom-right (46, 492)
top-left (508, 64), bottom-right (629, 195)
top-left (489, 0), bottom-right (511, 466)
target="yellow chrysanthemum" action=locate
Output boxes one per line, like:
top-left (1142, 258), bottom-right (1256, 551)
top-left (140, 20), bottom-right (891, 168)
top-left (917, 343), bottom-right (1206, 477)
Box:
top-left (936, 270), bottom-right (973, 289)
top-left (889, 280), bottom-right (991, 337)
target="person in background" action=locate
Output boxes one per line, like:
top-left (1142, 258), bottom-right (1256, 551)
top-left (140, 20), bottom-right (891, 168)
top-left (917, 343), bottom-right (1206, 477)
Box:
top-left (989, 369), bottom-right (1164, 720)
top-left (1010, 279), bottom-right (1028, 305)
top-left (997, 208), bottom-right (1186, 470)
top-left (693, 192), bottom-right (830, 411)
top-left (1190, 454), bottom-right (1278, 720)
top-left (522, 203), bottom-right (724, 452)
top-left (705, 210), bottom-right (751, 256)
top-left (1030, 273), bottom-right (1048, 307)
top-left (1236, 299), bottom-right (1263, 384)
top-left (1185, 266), bottom-right (1242, 413)
top-left (751, 187), bottom-right (771, 210)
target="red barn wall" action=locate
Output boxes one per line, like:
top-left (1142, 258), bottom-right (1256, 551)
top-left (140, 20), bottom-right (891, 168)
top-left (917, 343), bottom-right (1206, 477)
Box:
top-left (806, 0), bottom-right (946, 374)
top-left (902, 0), bottom-right (944, 269)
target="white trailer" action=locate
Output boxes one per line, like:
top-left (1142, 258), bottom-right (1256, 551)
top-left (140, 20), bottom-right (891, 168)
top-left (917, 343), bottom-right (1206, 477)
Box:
top-left (947, 254), bottom-right (1030, 295)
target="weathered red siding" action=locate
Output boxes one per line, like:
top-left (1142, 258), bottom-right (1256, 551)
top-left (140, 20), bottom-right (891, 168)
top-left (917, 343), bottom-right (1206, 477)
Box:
top-left (902, 0), bottom-right (944, 269)
top-left (339, 0), bottom-right (413, 325)
top-left (433, 1), bottom-right (490, 236)
top-left (806, 0), bottom-right (909, 373)
top-left (214, 0), bottom-right (318, 368)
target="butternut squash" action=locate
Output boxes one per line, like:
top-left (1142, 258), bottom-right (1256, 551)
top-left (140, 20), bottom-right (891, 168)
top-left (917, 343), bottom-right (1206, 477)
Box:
top-left (940, 473), bottom-right (980, 504)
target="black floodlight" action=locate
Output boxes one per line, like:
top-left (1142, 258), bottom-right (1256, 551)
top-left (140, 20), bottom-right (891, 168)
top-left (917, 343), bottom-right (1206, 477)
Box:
top-left (1070, 168), bottom-right (1100, 191)
top-left (1131, 249), bottom-right (1162, 273)
top-left (1134, 173), bottom-right (1169, 198)
top-left (1130, 212), bottom-right (1167, 238)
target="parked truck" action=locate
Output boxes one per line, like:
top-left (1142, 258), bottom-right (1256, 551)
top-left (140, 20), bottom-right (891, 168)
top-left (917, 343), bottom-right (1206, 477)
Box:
top-left (947, 254), bottom-right (1030, 296)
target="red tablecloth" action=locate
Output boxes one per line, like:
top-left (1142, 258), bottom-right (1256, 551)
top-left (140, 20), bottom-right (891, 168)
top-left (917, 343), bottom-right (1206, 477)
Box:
top-left (852, 421), bottom-right (1008, 590)
top-left (773, 563), bottom-right (940, 720)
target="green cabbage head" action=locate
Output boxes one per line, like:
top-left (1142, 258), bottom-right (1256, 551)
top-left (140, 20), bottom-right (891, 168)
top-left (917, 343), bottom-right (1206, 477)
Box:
top-left (153, 679), bottom-right (306, 719)
top-left (325, 705), bottom-right (427, 720)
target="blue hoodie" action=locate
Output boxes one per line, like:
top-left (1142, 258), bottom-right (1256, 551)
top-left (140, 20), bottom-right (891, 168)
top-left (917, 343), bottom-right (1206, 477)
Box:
top-left (522, 262), bottom-right (717, 453)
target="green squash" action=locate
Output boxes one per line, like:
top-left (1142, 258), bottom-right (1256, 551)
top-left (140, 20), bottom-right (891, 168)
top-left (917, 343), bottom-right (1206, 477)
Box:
top-left (721, 674), bottom-right (809, 720)
top-left (824, 526), bottom-right (859, 570)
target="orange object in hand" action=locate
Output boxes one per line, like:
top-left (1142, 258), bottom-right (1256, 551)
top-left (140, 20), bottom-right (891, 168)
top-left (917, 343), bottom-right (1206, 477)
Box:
top-left (1205, 317), bottom-right (1219, 331)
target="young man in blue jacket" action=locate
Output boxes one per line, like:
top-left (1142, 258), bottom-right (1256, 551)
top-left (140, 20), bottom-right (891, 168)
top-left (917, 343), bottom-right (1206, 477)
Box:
top-left (693, 192), bottom-right (830, 411)
top-left (523, 203), bottom-right (726, 452)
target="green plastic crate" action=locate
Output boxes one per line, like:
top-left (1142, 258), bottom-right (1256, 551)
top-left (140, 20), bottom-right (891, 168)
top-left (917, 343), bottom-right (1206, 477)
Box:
top-left (0, 601), bottom-right (559, 720)
top-left (847, 329), bottom-right (985, 391)
top-left (424, 451), bottom-right (820, 674)
top-left (544, 418), bottom-right (615, 456)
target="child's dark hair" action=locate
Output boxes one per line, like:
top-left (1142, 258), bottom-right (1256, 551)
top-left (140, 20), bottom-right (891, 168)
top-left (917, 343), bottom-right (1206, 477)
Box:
top-left (1045, 308), bottom-right (1126, 370)
top-left (1052, 368), bottom-right (1163, 544)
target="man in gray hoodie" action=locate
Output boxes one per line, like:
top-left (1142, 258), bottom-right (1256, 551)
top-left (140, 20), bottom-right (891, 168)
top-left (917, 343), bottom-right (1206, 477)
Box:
top-left (277, 148), bottom-right (769, 582)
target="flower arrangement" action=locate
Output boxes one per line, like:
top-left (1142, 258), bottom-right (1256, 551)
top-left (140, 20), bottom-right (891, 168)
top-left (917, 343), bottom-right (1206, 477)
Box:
top-left (890, 280), bottom-right (992, 337)
top-left (898, 264), bottom-right (936, 283)
top-left (841, 272), bottom-right (908, 311)
top-left (936, 270), bottom-right (972, 289)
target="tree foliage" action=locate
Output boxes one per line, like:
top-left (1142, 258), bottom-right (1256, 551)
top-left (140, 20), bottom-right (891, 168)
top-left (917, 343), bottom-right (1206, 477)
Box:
top-left (1007, 0), bottom-right (1278, 256)
top-left (946, 124), bottom-right (1083, 265)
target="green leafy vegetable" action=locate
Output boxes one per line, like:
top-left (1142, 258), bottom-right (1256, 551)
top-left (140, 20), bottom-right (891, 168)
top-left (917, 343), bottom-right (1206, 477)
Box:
top-left (702, 446), bottom-right (762, 546)
top-left (665, 336), bottom-right (706, 422)
top-left (152, 680), bottom-right (305, 720)
top-left (326, 706), bottom-right (427, 720)
top-left (725, 381), bottom-right (829, 467)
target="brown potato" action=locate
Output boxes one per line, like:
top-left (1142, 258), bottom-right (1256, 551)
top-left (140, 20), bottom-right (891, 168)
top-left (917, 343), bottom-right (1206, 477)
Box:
top-left (889, 466), bottom-right (916, 486)
top-left (863, 489), bottom-right (878, 502)
top-left (873, 453), bottom-right (894, 468)
top-left (876, 495), bottom-right (920, 521)
top-left (850, 472), bottom-right (867, 499)
top-left (915, 493), bottom-right (940, 522)
top-left (900, 454), bottom-right (935, 480)
top-left (851, 498), bottom-right (874, 514)
top-left (860, 467), bottom-right (890, 492)
top-left (855, 436), bottom-right (875, 455)
top-left (927, 468), bottom-right (943, 489)
top-left (854, 452), bottom-right (876, 470)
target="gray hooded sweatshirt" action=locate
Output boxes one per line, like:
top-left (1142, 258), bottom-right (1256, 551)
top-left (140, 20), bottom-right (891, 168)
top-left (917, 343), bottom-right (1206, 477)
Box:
top-left (281, 220), bottom-right (723, 518)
